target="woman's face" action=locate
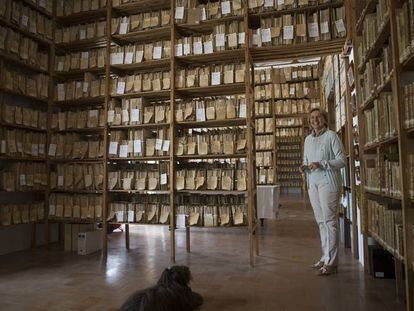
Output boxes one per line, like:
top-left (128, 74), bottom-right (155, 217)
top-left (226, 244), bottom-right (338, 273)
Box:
top-left (310, 110), bottom-right (325, 131)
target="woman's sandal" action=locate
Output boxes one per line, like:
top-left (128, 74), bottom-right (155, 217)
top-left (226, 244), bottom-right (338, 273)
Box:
top-left (311, 261), bottom-right (324, 269)
top-left (317, 264), bottom-right (338, 276)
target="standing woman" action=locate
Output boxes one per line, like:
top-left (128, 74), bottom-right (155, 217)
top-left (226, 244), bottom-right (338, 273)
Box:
top-left (300, 107), bottom-right (346, 276)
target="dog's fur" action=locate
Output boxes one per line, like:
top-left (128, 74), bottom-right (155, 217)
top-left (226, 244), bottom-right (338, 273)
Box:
top-left (120, 265), bottom-right (203, 311)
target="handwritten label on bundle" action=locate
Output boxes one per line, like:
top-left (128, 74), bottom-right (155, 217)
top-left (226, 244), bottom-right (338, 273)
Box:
top-left (228, 33), bottom-right (238, 47)
top-left (57, 61), bottom-right (64, 71)
top-left (175, 43), bottom-right (183, 56)
top-left (58, 175), bottom-right (64, 187)
top-left (193, 41), bottom-right (203, 54)
top-left (292, 71), bottom-right (298, 79)
top-left (221, 1), bottom-right (231, 14)
top-left (259, 174), bottom-right (266, 183)
top-left (20, 174), bottom-right (26, 186)
top-left (48, 143), bottom-right (57, 156)
top-left (201, 7), bottom-right (207, 21)
top-left (239, 103), bottom-right (246, 118)
top-left (133, 139), bottom-right (142, 153)
top-left (117, 81), bottom-right (126, 94)
top-left (122, 109), bottom-right (129, 122)
top-left (109, 141), bottom-right (118, 155)
top-left (131, 108), bottom-right (140, 122)
top-left (136, 50), bottom-right (144, 62)
top-left (203, 41), bottom-right (213, 54)
top-left (211, 72), bottom-right (221, 85)
top-left (80, 29), bottom-right (86, 40)
top-left (335, 19), bottom-right (346, 33)
top-left (320, 21), bottom-right (329, 34)
top-left (57, 84), bottom-right (65, 101)
top-left (155, 138), bottom-right (163, 150)
top-left (290, 87), bottom-right (295, 95)
top-left (196, 108), bottom-right (206, 121)
top-left (120, 22), bottom-right (128, 34)
top-left (125, 52), bottom-right (134, 64)
top-left (153, 46), bottom-right (162, 59)
top-left (160, 173), bottom-right (167, 185)
top-left (262, 28), bottom-right (272, 43)
top-left (175, 6), bottom-right (184, 19)
top-left (162, 140), bottom-right (170, 152)
top-left (107, 110), bottom-right (115, 123)
top-left (238, 32), bottom-right (245, 45)
top-left (308, 22), bottom-right (319, 37)
top-left (264, 0), bottom-right (273, 7)
top-left (119, 144), bottom-right (128, 158)
top-left (21, 15), bottom-right (29, 27)
top-left (83, 81), bottom-right (89, 93)
top-left (128, 211), bottom-right (134, 222)
top-left (49, 204), bottom-right (56, 216)
top-left (283, 25), bottom-right (294, 40)
top-left (277, 0), bottom-right (284, 5)
top-left (215, 33), bottom-right (225, 47)
top-left (183, 43), bottom-right (190, 55)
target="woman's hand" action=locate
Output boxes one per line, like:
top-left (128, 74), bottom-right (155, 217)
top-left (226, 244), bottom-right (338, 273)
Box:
top-left (299, 164), bottom-right (307, 174)
top-left (308, 162), bottom-right (320, 171)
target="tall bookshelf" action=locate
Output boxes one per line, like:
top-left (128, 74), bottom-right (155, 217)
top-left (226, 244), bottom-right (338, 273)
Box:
top-left (351, 0), bottom-right (414, 309)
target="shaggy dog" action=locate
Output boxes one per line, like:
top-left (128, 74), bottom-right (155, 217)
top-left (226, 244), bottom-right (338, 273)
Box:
top-left (120, 265), bottom-right (203, 311)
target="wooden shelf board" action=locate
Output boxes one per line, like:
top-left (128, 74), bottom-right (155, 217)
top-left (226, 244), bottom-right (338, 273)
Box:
top-left (111, 59), bottom-right (171, 73)
top-left (360, 75), bottom-right (393, 111)
top-left (50, 190), bottom-right (103, 194)
top-left (369, 230), bottom-right (404, 261)
top-left (108, 222), bottom-right (169, 226)
top-left (52, 127), bottom-right (105, 134)
top-left (0, 88), bottom-right (48, 104)
top-left (176, 16), bottom-right (244, 35)
top-left (365, 190), bottom-right (404, 209)
top-left (255, 114), bottom-right (273, 119)
top-left (256, 132), bottom-right (273, 136)
top-left (55, 67), bottom-right (106, 80)
top-left (112, 26), bottom-right (171, 44)
top-left (176, 83), bottom-right (245, 98)
top-left (108, 190), bottom-right (169, 194)
top-left (177, 154), bottom-right (246, 160)
top-left (256, 149), bottom-right (273, 152)
top-left (250, 1), bottom-right (344, 19)
top-left (405, 127), bottom-right (414, 137)
top-left (56, 8), bottom-right (107, 25)
top-left (56, 37), bottom-right (108, 52)
top-left (0, 122), bottom-right (46, 132)
top-left (110, 122), bottom-right (169, 130)
top-left (0, 51), bottom-right (49, 74)
top-left (177, 190), bottom-right (247, 195)
top-left (49, 219), bottom-right (101, 224)
top-left (358, 18), bottom-right (390, 74)
top-left (355, 0), bottom-right (378, 35)
top-left (0, 19), bottom-right (52, 47)
top-left (108, 156), bottom-right (170, 162)
top-left (275, 125), bottom-right (303, 128)
top-left (251, 39), bottom-right (345, 62)
top-left (275, 113), bottom-right (308, 118)
top-left (50, 159), bottom-right (103, 164)
top-left (54, 96), bottom-right (106, 107)
top-left (176, 49), bottom-right (245, 65)
top-left (0, 190), bottom-right (46, 194)
top-left (0, 156), bottom-right (46, 162)
top-left (363, 135), bottom-right (398, 152)
top-left (21, 0), bottom-right (53, 18)
top-left (113, 0), bottom-right (170, 15)
top-left (177, 118), bottom-right (246, 129)
top-left (112, 90), bottom-right (171, 99)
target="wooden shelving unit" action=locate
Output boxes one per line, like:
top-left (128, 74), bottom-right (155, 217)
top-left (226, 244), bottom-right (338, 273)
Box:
top-left (351, 0), bottom-right (414, 309)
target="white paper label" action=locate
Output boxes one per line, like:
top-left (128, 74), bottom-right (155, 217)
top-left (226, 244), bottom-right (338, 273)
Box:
top-left (239, 103), bottom-right (246, 118)
top-left (262, 28), bottom-right (272, 43)
top-left (277, 0), bottom-right (284, 5)
top-left (81, 51), bottom-right (89, 59)
top-left (283, 25), bottom-right (294, 39)
top-left (136, 51), bottom-right (144, 62)
top-left (80, 29), bottom-right (86, 40)
top-left (107, 110), bottom-right (115, 123)
top-left (183, 43), bottom-right (190, 55)
top-left (221, 1), bottom-right (231, 14)
top-left (131, 109), bottom-right (140, 122)
top-left (162, 140), bottom-right (170, 152)
top-left (292, 71), bottom-right (298, 79)
top-left (117, 81), bottom-right (126, 94)
top-left (83, 82), bottom-right (89, 93)
top-left (20, 174), bottom-right (26, 186)
top-left (125, 52), bottom-right (134, 64)
top-left (49, 204), bottom-right (56, 215)
top-left (57, 84), bottom-right (65, 101)
top-left (194, 41), bottom-right (203, 54)
top-left (133, 140), bottom-right (142, 153)
top-left (153, 46), bottom-right (162, 59)
top-left (122, 109), bottom-right (129, 122)
top-left (1, 140), bottom-right (6, 153)
top-left (21, 15), bottom-right (28, 27)
top-left (120, 22), bottom-right (128, 34)
top-left (212, 72), bottom-right (221, 85)
top-left (175, 44), bottom-right (183, 56)
top-left (309, 22), bottom-right (319, 38)
top-left (57, 61), bottom-right (64, 71)
top-left (175, 7), bottom-right (184, 19)
top-left (31, 144), bottom-right (39, 156)
top-left (58, 175), bottom-right (64, 187)
top-left (264, 0), bottom-right (273, 7)
top-left (48, 144), bottom-right (57, 156)
top-left (335, 19), bottom-right (346, 33)
top-left (119, 144), bottom-right (128, 158)
top-left (238, 32), bottom-right (245, 44)
top-left (204, 41), bottom-right (213, 54)
top-left (216, 33), bottom-right (225, 47)
top-left (160, 173), bottom-right (167, 185)
top-left (259, 174), bottom-right (266, 183)
top-left (196, 108), bottom-right (206, 121)
top-left (228, 33), bottom-right (238, 47)
top-left (116, 211), bottom-right (124, 222)
top-left (109, 141), bottom-right (118, 155)
top-left (89, 109), bottom-right (98, 118)
top-left (320, 21), bottom-right (329, 34)
top-left (155, 138), bottom-right (163, 150)
top-left (128, 211), bottom-right (134, 222)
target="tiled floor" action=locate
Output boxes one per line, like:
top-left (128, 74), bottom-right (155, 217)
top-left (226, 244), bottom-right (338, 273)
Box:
top-left (0, 195), bottom-right (405, 310)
